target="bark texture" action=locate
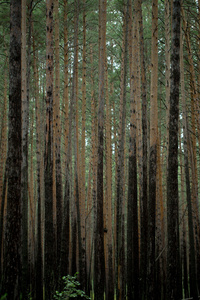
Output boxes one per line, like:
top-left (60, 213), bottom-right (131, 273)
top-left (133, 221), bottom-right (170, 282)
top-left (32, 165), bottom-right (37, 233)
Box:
top-left (2, 0), bottom-right (22, 298)
top-left (94, 1), bottom-right (106, 299)
top-left (166, 0), bottom-right (181, 298)
top-left (44, 0), bottom-right (54, 298)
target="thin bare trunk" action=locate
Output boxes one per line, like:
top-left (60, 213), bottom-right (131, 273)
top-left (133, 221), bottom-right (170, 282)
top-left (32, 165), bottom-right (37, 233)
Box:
top-left (2, 1), bottom-right (22, 297)
top-left (0, 55), bottom-right (8, 278)
top-left (180, 30), bottom-right (198, 300)
top-left (127, 0), bottom-right (139, 298)
top-left (147, 0), bottom-right (158, 297)
top-left (80, 0), bottom-right (87, 290)
top-left (166, 0), bottom-right (181, 298)
top-left (44, 0), bottom-right (54, 298)
top-left (94, 1), bottom-right (106, 299)
top-left (105, 54), bottom-right (114, 300)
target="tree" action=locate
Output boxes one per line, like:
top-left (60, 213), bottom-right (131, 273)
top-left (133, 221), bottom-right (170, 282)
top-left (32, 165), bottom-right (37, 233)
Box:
top-left (116, 2), bottom-right (129, 299)
top-left (80, 0), bottom-right (87, 291)
top-left (147, 0), bottom-right (158, 297)
top-left (105, 51), bottom-right (114, 300)
top-left (0, 51), bottom-right (8, 278)
top-left (138, 0), bottom-right (148, 296)
top-left (33, 27), bottom-right (43, 299)
top-left (44, 0), bottom-right (55, 298)
top-left (60, 0), bottom-right (70, 280)
top-left (94, 1), bottom-right (106, 299)
top-left (21, 0), bottom-right (30, 296)
top-left (180, 28), bottom-right (198, 300)
top-left (127, 0), bottom-right (139, 298)
top-left (1, 0), bottom-right (22, 298)
top-left (166, 0), bottom-right (181, 298)
top-left (54, 0), bottom-right (63, 278)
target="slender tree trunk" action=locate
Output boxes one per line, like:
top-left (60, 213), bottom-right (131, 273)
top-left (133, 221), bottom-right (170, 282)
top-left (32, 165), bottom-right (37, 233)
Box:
top-left (94, 1), bottom-right (106, 299)
top-left (147, 0), bottom-right (158, 297)
top-left (60, 0), bottom-right (70, 279)
top-left (80, 0), bottom-right (87, 290)
top-left (182, 7), bottom-right (200, 294)
top-left (88, 43), bottom-right (97, 295)
top-left (179, 136), bottom-right (189, 299)
top-left (105, 54), bottom-right (114, 300)
top-left (44, 0), bottom-right (54, 298)
top-left (116, 3), bottom-right (129, 299)
top-left (165, 0), bottom-right (170, 166)
top-left (33, 29), bottom-right (43, 299)
top-left (138, 0), bottom-right (148, 297)
top-left (166, 0), bottom-right (181, 298)
top-left (0, 54), bottom-right (8, 277)
top-left (29, 111), bottom-right (36, 297)
top-left (54, 0), bottom-right (63, 278)
top-left (2, 0), bottom-right (22, 298)
top-left (70, 0), bottom-right (80, 281)
top-left (180, 30), bottom-right (198, 300)
top-left (127, 0), bottom-right (139, 298)
top-left (21, 0), bottom-right (30, 296)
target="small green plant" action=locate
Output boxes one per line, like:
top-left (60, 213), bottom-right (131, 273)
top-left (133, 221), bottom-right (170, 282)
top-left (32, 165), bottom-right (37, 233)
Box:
top-left (54, 272), bottom-right (91, 300)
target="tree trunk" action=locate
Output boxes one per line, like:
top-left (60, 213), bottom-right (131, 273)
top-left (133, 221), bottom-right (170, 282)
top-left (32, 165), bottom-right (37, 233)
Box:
top-left (147, 0), bottom-right (158, 297)
top-left (105, 54), bottom-right (114, 300)
top-left (165, 0), bottom-right (170, 168)
top-left (94, 1), bottom-right (106, 299)
top-left (180, 29), bottom-right (198, 300)
top-left (54, 0), bottom-right (63, 279)
top-left (116, 3), bottom-right (129, 299)
top-left (0, 53), bottom-right (8, 277)
top-left (138, 0), bottom-right (148, 297)
top-left (21, 0), bottom-right (31, 296)
top-left (44, 0), bottom-right (54, 298)
top-left (33, 29), bottom-right (43, 299)
top-left (60, 0), bottom-right (70, 280)
top-left (2, 0), bottom-right (22, 298)
top-left (80, 0), bottom-right (87, 290)
top-left (166, 0), bottom-right (181, 298)
top-left (127, 0), bottom-right (139, 298)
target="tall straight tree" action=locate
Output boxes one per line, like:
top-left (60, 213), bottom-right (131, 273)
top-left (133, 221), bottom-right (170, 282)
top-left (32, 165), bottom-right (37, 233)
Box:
top-left (2, 0), bottom-right (22, 298)
top-left (127, 0), bottom-right (139, 298)
top-left (116, 2), bottom-right (129, 299)
top-left (33, 31), bottom-right (43, 299)
top-left (80, 0), bottom-right (87, 291)
top-left (138, 0), bottom-right (148, 296)
top-left (54, 0), bottom-right (62, 278)
top-left (72, 0), bottom-right (81, 282)
top-left (105, 56), bottom-right (114, 300)
top-left (60, 0), bottom-right (70, 279)
top-left (21, 0), bottom-right (29, 296)
top-left (94, 0), bottom-right (106, 299)
top-left (89, 44), bottom-right (97, 293)
top-left (44, 0), bottom-right (54, 298)
top-left (180, 30), bottom-right (198, 300)
top-left (0, 53), bottom-right (8, 276)
top-left (147, 0), bottom-right (158, 297)
top-left (166, 0), bottom-right (181, 298)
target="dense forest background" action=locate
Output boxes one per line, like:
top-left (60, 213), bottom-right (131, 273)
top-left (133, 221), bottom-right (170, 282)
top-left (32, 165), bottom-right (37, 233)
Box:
top-left (0, 0), bottom-right (200, 299)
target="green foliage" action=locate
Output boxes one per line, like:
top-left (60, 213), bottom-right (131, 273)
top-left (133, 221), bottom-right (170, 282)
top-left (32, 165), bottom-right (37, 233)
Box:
top-left (54, 273), bottom-right (91, 300)
top-left (0, 294), bottom-right (7, 300)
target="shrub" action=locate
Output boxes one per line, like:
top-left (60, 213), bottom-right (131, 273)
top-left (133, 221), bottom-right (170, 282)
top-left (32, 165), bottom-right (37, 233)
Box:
top-left (54, 273), bottom-right (91, 300)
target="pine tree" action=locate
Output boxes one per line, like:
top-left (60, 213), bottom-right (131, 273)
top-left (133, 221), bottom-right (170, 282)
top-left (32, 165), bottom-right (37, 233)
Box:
top-left (2, 0), bottom-right (22, 298)
top-left (166, 0), bottom-right (181, 298)
top-left (44, 0), bottom-right (55, 298)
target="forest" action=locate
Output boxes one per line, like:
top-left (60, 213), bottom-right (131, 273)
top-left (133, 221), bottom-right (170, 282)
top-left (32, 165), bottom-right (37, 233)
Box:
top-left (0, 0), bottom-right (200, 299)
